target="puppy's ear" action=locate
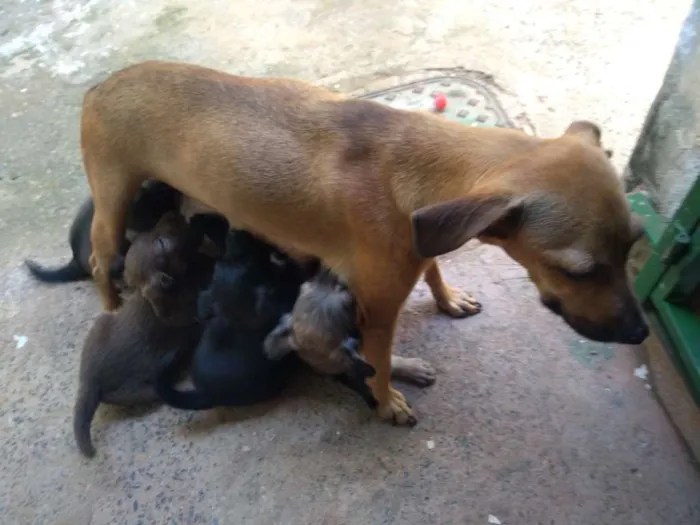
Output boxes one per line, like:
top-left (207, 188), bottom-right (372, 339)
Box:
top-left (263, 315), bottom-right (297, 360)
top-left (564, 120), bottom-right (602, 146)
top-left (630, 212), bottom-right (646, 242)
top-left (411, 195), bottom-right (524, 258)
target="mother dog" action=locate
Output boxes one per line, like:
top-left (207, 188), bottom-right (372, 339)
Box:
top-left (80, 61), bottom-right (648, 426)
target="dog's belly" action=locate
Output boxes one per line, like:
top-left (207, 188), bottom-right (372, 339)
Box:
top-left (178, 196), bottom-right (220, 219)
top-left (183, 173), bottom-right (352, 264)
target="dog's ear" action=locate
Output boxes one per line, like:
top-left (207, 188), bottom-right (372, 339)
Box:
top-left (411, 195), bottom-right (524, 258)
top-left (564, 120), bottom-right (602, 146)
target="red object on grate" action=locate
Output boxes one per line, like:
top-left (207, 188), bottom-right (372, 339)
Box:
top-left (434, 92), bottom-right (447, 112)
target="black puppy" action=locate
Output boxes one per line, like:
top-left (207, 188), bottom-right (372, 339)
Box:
top-left (156, 229), bottom-right (305, 410)
top-left (25, 180), bottom-right (182, 284)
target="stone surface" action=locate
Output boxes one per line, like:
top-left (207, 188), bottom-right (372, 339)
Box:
top-left (625, 0), bottom-right (700, 218)
top-left (1, 0), bottom-right (699, 524)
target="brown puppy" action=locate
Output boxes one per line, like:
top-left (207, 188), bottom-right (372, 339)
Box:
top-left (73, 212), bottom-right (211, 457)
top-left (80, 61), bottom-right (648, 426)
top-left (264, 267), bottom-right (437, 389)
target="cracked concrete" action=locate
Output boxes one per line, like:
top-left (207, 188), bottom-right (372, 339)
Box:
top-left (1, 0), bottom-right (699, 524)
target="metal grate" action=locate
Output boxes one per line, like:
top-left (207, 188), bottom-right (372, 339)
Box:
top-left (360, 76), bottom-right (514, 129)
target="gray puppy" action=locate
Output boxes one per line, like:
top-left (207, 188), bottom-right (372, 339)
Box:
top-left (73, 212), bottom-right (212, 458)
top-left (264, 267), bottom-right (437, 404)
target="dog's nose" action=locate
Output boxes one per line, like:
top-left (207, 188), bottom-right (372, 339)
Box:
top-left (617, 322), bottom-right (649, 345)
top-left (616, 300), bottom-right (650, 345)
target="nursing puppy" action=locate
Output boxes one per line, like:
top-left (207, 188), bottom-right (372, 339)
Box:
top-left (156, 229), bottom-right (305, 410)
top-left (73, 212), bottom-right (212, 458)
top-left (264, 268), bottom-right (375, 402)
top-left (25, 180), bottom-right (182, 285)
top-left (264, 267), bottom-right (437, 407)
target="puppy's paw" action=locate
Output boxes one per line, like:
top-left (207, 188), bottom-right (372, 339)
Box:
top-left (436, 287), bottom-right (482, 318)
top-left (377, 387), bottom-right (417, 427)
top-left (355, 359), bottom-right (376, 379)
top-left (392, 357), bottom-right (436, 387)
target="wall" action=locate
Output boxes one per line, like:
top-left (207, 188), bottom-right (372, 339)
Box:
top-left (625, 0), bottom-right (700, 218)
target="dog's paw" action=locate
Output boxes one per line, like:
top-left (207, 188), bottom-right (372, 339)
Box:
top-left (393, 357), bottom-right (436, 387)
top-left (377, 387), bottom-right (417, 427)
top-left (436, 287), bottom-right (482, 318)
top-left (103, 293), bottom-right (122, 312)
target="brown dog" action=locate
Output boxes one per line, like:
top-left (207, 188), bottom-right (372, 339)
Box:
top-left (73, 212), bottom-right (211, 457)
top-left (80, 60), bottom-right (648, 426)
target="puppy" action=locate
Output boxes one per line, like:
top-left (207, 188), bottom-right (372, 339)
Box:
top-left (73, 212), bottom-right (212, 458)
top-left (264, 267), bottom-right (372, 369)
top-left (25, 180), bottom-right (182, 285)
top-left (264, 267), bottom-right (437, 407)
top-left (81, 61), bottom-right (649, 426)
top-left (156, 229), bottom-right (306, 410)
top-left (25, 180), bottom-right (228, 286)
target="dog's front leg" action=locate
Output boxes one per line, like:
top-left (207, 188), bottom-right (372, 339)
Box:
top-left (423, 259), bottom-right (482, 318)
top-left (354, 270), bottom-right (418, 426)
top-left (361, 316), bottom-right (416, 426)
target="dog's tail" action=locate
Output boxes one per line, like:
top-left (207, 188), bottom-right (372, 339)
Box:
top-left (155, 351), bottom-right (216, 411)
top-left (24, 258), bottom-right (89, 284)
top-left (73, 382), bottom-right (101, 458)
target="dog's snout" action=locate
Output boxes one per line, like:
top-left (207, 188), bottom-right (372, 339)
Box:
top-left (540, 294), bottom-right (649, 345)
top-left (617, 322), bottom-right (649, 345)
top-left (616, 307), bottom-right (649, 345)
top-left (541, 297), bottom-right (563, 317)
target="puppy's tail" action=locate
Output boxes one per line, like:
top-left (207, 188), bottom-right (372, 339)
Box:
top-left (155, 351), bottom-right (216, 411)
top-left (24, 258), bottom-right (89, 284)
top-left (73, 383), bottom-right (101, 458)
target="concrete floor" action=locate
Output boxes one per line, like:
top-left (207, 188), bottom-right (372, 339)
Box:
top-left (1, 0), bottom-right (699, 524)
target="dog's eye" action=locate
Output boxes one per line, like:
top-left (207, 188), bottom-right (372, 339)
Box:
top-left (560, 269), bottom-right (592, 282)
top-left (558, 264), bottom-right (606, 282)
